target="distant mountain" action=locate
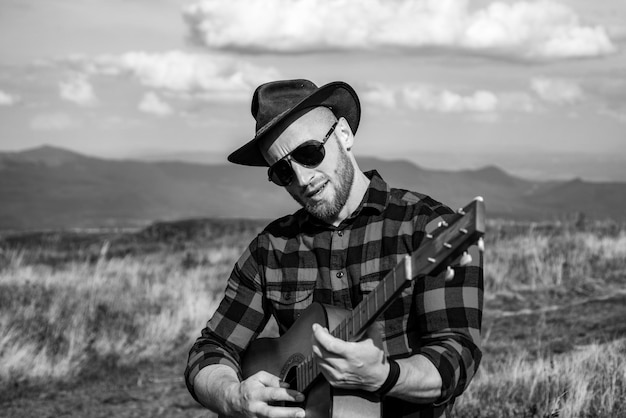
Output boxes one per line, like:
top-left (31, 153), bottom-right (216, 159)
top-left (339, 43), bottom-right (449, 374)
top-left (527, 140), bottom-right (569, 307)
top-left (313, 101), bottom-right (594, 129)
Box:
top-left (1, 145), bottom-right (625, 230)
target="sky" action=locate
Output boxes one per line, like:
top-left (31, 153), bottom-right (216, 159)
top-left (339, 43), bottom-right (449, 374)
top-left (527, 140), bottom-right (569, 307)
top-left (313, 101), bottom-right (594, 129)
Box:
top-left (0, 0), bottom-right (625, 180)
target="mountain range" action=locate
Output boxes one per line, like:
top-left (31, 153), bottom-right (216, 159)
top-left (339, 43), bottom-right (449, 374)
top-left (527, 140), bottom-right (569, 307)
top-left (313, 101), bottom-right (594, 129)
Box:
top-left (1, 145), bottom-right (625, 231)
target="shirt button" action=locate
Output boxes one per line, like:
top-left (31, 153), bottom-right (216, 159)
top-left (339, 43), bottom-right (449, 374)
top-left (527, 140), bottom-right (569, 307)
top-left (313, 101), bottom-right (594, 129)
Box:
top-left (337, 231), bottom-right (344, 237)
top-left (336, 271), bottom-right (344, 278)
top-left (284, 292), bottom-right (291, 300)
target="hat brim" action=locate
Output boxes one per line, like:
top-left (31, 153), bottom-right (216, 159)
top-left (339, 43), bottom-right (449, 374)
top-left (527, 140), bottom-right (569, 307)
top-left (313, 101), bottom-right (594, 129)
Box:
top-left (227, 81), bottom-right (361, 167)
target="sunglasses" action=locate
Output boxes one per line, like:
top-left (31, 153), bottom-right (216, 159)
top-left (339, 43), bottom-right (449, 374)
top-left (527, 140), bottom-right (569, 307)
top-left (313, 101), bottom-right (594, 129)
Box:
top-left (267, 121), bottom-right (338, 187)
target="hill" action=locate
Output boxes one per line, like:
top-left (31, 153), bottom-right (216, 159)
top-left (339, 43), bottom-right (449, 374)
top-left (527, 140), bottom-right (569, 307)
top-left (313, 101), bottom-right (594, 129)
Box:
top-left (1, 145), bottom-right (625, 230)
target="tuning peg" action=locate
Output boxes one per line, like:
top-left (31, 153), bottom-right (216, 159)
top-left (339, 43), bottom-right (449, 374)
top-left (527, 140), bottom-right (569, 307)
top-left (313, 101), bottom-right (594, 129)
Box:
top-left (438, 221), bottom-right (449, 228)
top-left (460, 251), bottom-right (472, 266)
top-left (473, 196), bottom-right (484, 202)
top-left (457, 207), bottom-right (466, 215)
top-left (478, 237), bottom-right (485, 252)
top-left (445, 266), bottom-right (455, 281)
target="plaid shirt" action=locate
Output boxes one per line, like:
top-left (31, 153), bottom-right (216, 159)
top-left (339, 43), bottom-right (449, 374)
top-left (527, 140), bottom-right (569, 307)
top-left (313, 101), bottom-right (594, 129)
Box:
top-left (186, 171), bottom-right (483, 418)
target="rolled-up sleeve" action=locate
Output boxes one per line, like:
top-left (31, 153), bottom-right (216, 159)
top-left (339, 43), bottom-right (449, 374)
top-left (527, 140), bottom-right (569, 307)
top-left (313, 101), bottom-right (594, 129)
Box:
top-left (414, 238), bottom-right (483, 406)
top-left (184, 236), bottom-right (270, 403)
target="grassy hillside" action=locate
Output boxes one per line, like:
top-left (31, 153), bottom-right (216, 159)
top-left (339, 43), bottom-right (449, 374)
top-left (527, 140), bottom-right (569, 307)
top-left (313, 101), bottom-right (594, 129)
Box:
top-left (2, 146), bottom-right (626, 231)
top-left (0, 218), bottom-right (625, 417)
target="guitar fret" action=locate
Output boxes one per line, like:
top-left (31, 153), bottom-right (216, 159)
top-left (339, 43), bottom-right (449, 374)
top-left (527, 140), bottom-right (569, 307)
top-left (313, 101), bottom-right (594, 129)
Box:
top-left (358, 302), bottom-right (363, 332)
top-left (350, 316), bottom-right (356, 340)
top-left (382, 276), bottom-right (387, 304)
top-left (311, 356), bottom-right (317, 380)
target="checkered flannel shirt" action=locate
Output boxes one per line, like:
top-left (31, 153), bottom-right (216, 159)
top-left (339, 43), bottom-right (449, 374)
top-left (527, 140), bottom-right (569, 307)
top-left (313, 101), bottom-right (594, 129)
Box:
top-left (185, 170), bottom-right (483, 418)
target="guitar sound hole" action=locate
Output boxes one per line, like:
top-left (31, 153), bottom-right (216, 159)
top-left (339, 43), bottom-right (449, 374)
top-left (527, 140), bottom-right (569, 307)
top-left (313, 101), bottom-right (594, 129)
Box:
top-left (272, 365), bottom-right (302, 407)
top-left (284, 364), bottom-right (297, 389)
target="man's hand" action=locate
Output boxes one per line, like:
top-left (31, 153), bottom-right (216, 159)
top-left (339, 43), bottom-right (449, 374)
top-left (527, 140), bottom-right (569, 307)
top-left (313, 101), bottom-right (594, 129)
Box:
top-left (311, 323), bottom-right (390, 392)
top-left (225, 371), bottom-right (306, 418)
top-left (194, 366), bottom-right (305, 418)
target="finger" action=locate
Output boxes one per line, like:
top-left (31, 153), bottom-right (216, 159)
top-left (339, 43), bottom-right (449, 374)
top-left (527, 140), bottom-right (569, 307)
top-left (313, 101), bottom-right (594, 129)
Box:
top-left (258, 404), bottom-right (306, 418)
top-left (312, 323), bottom-right (346, 355)
top-left (263, 387), bottom-right (305, 404)
top-left (253, 370), bottom-right (284, 388)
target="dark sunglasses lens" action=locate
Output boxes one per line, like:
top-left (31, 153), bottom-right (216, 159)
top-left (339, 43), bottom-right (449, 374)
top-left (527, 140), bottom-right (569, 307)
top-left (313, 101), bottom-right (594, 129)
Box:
top-left (270, 160), bottom-right (293, 186)
top-left (291, 143), bottom-right (325, 167)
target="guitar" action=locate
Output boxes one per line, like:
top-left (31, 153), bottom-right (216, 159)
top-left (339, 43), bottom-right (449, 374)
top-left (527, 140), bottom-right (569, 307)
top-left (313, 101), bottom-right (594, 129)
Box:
top-left (237, 197), bottom-right (486, 418)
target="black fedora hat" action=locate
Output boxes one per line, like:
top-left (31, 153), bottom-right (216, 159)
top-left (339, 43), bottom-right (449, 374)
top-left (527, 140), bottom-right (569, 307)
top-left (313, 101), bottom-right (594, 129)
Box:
top-left (227, 79), bottom-right (361, 167)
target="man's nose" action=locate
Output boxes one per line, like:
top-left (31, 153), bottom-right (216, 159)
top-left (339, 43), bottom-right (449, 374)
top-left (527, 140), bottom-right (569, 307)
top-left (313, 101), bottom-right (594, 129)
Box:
top-left (290, 160), bottom-right (314, 187)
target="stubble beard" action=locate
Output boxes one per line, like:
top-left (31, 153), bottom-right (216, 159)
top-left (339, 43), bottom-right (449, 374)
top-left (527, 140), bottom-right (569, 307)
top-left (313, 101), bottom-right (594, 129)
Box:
top-left (294, 147), bottom-right (355, 223)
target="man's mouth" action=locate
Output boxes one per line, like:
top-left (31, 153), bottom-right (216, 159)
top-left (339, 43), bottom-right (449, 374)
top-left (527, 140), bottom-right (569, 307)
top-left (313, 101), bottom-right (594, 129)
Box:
top-left (305, 180), bottom-right (328, 198)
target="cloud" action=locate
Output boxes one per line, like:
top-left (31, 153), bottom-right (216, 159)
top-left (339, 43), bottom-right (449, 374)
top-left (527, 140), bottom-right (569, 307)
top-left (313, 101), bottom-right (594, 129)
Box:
top-left (30, 112), bottom-right (80, 130)
top-left (402, 85), bottom-right (499, 113)
top-left (182, 0), bottom-right (616, 60)
top-left (71, 50), bottom-right (280, 98)
top-left (462, 1), bottom-right (615, 58)
top-left (0, 90), bottom-right (19, 106)
top-left (530, 77), bottom-right (584, 104)
top-left (362, 83), bottom-right (537, 115)
top-left (138, 92), bottom-right (174, 116)
top-left (361, 84), bottom-right (397, 108)
top-left (59, 75), bottom-right (98, 106)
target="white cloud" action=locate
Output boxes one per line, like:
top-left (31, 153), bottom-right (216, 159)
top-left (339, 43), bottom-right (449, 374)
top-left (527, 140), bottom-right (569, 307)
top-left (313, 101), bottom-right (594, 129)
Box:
top-left (30, 112), bottom-right (80, 130)
top-left (73, 50), bottom-right (279, 98)
top-left (463, 1), bottom-right (615, 58)
top-left (363, 83), bottom-right (537, 115)
top-left (59, 75), bottom-right (98, 106)
top-left (530, 77), bottom-right (584, 104)
top-left (402, 85), bottom-right (499, 113)
top-left (0, 90), bottom-right (19, 106)
top-left (138, 92), bottom-right (173, 117)
top-left (362, 84), bottom-right (397, 108)
top-left (182, 0), bottom-right (616, 60)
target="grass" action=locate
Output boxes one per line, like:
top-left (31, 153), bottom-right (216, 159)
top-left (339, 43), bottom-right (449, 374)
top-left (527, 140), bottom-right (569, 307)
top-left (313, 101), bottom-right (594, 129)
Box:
top-left (0, 219), bottom-right (262, 392)
top-left (455, 338), bottom-right (626, 417)
top-left (0, 218), bottom-right (625, 417)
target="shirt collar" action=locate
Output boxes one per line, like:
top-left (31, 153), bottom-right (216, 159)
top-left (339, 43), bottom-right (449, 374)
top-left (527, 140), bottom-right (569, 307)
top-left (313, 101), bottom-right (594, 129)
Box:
top-left (297, 170), bottom-right (390, 230)
top-left (359, 170), bottom-right (389, 215)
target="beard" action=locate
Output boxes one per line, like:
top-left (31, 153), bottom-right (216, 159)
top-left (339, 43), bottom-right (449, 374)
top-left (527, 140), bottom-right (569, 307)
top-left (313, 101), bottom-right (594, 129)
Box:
top-left (295, 145), bottom-right (355, 223)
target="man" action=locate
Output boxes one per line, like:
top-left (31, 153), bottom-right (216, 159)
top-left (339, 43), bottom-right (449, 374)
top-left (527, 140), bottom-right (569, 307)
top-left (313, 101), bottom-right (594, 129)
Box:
top-left (185, 79), bottom-right (483, 417)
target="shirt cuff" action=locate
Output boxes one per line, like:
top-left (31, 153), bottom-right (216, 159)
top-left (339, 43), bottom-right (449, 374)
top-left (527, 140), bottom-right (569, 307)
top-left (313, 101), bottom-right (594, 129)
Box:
top-left (185, 353), bottom-right (241, 404)
top-left (418, 349), bottom-right (457, 407)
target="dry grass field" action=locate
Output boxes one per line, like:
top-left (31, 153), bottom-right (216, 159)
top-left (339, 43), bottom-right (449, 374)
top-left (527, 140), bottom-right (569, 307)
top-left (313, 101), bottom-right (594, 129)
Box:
top-left (0, 217), bottom-right (625, 418)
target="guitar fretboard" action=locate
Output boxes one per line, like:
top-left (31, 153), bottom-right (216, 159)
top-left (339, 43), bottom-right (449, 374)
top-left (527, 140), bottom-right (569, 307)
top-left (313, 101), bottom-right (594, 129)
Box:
top-left (295, 256), bottom-right (412, 391)
top-left (293, 197), bottom-right (485, 392)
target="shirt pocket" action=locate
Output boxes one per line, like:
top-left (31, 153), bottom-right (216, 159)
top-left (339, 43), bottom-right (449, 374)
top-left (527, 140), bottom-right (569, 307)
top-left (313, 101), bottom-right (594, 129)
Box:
top-left (359, 271), bottom-right (385, 294)
top-left (265, 279), bottom-right (317, 330)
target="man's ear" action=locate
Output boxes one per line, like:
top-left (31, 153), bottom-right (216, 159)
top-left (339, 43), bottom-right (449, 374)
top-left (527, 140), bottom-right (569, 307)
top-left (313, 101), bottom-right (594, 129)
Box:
top-left (336, 117), bottom-right (355, 151)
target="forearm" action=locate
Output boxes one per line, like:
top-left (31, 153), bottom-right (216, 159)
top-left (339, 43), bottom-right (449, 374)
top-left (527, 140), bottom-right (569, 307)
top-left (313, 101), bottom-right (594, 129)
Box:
top-left (193, 364), bottom-right (240, 415)
top-left (386, 354), bottom-right (442, 403)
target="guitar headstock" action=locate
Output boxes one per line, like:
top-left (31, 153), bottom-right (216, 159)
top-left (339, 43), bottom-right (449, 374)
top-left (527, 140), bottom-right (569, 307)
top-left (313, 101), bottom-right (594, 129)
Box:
top-left (411, 196), bottom-right (486, 279)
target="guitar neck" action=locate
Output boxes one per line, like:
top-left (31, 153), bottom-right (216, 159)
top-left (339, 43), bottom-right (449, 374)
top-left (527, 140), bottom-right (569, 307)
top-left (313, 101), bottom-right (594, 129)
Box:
top-left (331, 256), bottom-right (412, 342)
top-left (295, 256), bottom-right (413, 392)
top-left (295, 197), bottom-right (485, 392)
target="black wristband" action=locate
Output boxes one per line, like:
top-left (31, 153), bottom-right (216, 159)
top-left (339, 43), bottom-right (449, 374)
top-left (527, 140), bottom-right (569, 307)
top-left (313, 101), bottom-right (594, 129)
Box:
top-left (373, 358), bottom-right (400, 397)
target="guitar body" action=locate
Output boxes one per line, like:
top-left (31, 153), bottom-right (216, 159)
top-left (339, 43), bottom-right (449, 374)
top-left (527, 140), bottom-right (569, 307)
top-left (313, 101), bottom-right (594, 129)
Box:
top-left (240, 302), bottom-right (382, 418)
